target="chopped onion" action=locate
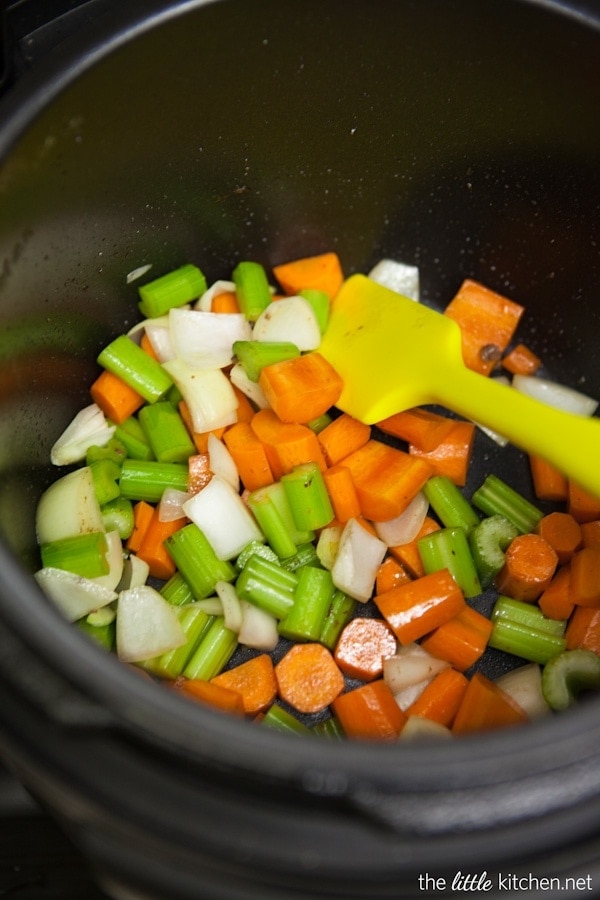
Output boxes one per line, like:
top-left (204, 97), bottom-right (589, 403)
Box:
top-left (215, 580), bottom-right (243, 632)
top-left (183, 475), bottom-right (263, 560)
top-left (513, 374), bottom-right (599, 417)
top-left (36, 466), bottom-right (105, 544)
top-left (238, 600), bottom-right (279, 650)
top-left (126, 264), bottom-right (153, 284)
top-left (393, 678), bottom-right (431, 712)
top-left (158, 488), bottom-right (191, 522)
top-left (169, 307), bottom-right (252, 368)
top-left (117, 554), bottom-right (150, 591)
top-left (399, 716), bottom-right (452, 741)
top-left (252, 296), bottom-right (321, 350)
top-left (495, 663), bottom-right (549, 718)
top-left (368, 258), bottom-right (420, 302)
top-left (50, 403), bottom-right (115, 466)
top-left (229, 362), bottom-right (269, 409)
top-left (331, 518), bottom-right (387, 602)
top-left (195, 279), bottom-right (237, 312)
top-left (143, 317), bottom-right (176, 362)
top-left (163, 358), bottom-right (239, 433)
top-left (383, 643), bottom-right (449, 693)
top-left (193, 597), bottom-right (224, 616)
top-left (374, 491), bottom-right (428, 546)
top-left (315, 523), bottom-right (343, 570)
top-left (35, 567), bottom-right (117, 622)
top-left (92, 529), bottom-right (125, 591)
top-left (207, 433), bottom-right (239, 491)
top-left (116, 585), bottom-right (187, 662)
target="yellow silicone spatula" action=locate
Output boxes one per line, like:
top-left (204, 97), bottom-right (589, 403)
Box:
top-left (319, 274), bottom-right (600, 499)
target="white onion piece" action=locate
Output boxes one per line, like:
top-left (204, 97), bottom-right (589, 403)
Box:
top-left (35, 567), bottom-right (117, 622)
top-left (252, 296), bottom-right (321, 350)
top-left (116, 585), bottom-right (187, 662)
top-left (50, 403), bottom-right (115, 466)
top-left (207, 433), bottom-right (239, 491)
top-left (126, 264), bottom-right (153, 284)
top-left (513, 374), bottom-right (599, 416)
top-left (368, 259), bottom-right (420, 302)
top-left (215, 581), bottom-right (243, 633)
top-left (496, 664), bottom-right (547, 719)
top-left (92, 529), bottom-right (125, 591)
top-left (183, 475), bottom-right (263, 560)
top-left (399, 716), bottom-right (452, 741)
top-left (238, 600), bottom-right (279, 650)
top-left (193, 598), bottom-right (224, 616)
top-left (195, 279), bottom-right (237, 312)
top-left (169, 307), bottom-right (252, 369)
top-left (163, 358), bottom-right (239, 433)
top-left (331, 518), bottom-right (387, 602)
top-left (229, 362), bottom-right (269, 409)
top-left (315, 524), bottom-right (343, 570)
top-left (36, 466), bottom-right (105, 544)
top-left (393, 678), bottom-right (431, 712)
top-left (374, 491), bottom-right (428, 546)
top-left (383, 645), bottom-right (449, 694)
top-left (117, 554), bottom-right (150, 591)
top-left (158, 488), bottom-right (191, 522)
top-left (144, 317), bottom-right (176, 362)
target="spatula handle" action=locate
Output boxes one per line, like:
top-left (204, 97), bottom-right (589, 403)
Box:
top-left (437, 367), bottom-right (600, 499)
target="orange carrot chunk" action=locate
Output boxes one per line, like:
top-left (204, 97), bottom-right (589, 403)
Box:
top-left (529, 454), bottom-right (568, 503)
top-left (494, 533), bottom-right (558, 602)
top-left (259, 352), bottom-right (343, 424)
top-left (568, 480), bottom-right (600, 524)
top-left (250, 408), bottom-right (326, 478)
top-left (452, 672), bottom-right (529, 734)
top-left (566, 606), bottom-right (600, 654)
top-left (420, 606), bottom-right (494, 672)
top-left (581, 520), bottom-right (600, 548)
top-left (375, 556), bottom-right (412, 594)
top-left (374, 568), bottom-right (466, 645)
top-left (444, 279), bottom-right (524, 376)
top-left (173, 678), bottom-right (246, 715)
top-left (333, 617), bottom-right (397, 681)
top-left (376, 407), bottom-right (455, 452)
top-left (90, 369), bottom-right (145, 425)
top-left (538, 564), bottom-right (574, 621)
top-left (322, 465), bottom-right (361, 523)
top-left (135, 506), bottom-right (187, 580)
top-left (317, 413), bottom-right (371, 466)
top-left (339, 439), bottom-right (433, 521)
top-left (331, 680), bottom-right (407, 741)
top-left (408, 420), bottom-right (475, 487)
top-left (273, 252), bottom-right (344, 300)
top-left (211, 290), bottom-right (240, 313)
top-left (223, 421), bottom-right (274, 491)
top-left (211, 653), bottom-right (277, 715)
top-left (274, 643), bottom-right (344, 714)
top-left (125, 500), bottom-right (155, 553)
top-left (534, 511), bottom-right (582, 564)
top-left (501, 343), bottom-right (542, 376)
top-left (405, 667), bottom-right (469, 728)
top-left (389, 516), bottom-right (441, 578)
top-left (569, 546), bottom-right (600, 607)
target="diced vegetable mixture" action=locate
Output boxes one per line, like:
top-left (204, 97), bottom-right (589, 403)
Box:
top-left (34, 252), bottom-right (600, 740)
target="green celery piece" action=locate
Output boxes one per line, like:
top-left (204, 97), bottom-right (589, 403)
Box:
top-left (541, 648), bottom-right (600, 710)
top-left (319, 589), bottom-right (357, 650)
top-left (488, 618), bottom-right (566, 665)
top-left (491, 595), bottom-right (567, 636)
top-left (86, 438), bottom-right (127, 467)
top-left (76, 617), bottom-right (115, 651)
top-left (312, 715), bottom-right (345, 739)
top-left (260, 704), bottom-right (311, 734)
top-left (306, 412), bottom-right (333, 434)
top-left (119, 459), bottom-right (189, 503)
top-left (472, 474), bottom-right (543, 534)
top-left (40, 532), bottom-right (109, 579)
top-left (165, 523), bottom-right (235, 600)
top-left (114, 416), bottom-right (154, 460)
top-left (138, 264), bottom-right (207, 318)
top-left (160, 572), bottom-right (196, 606)
top-left (235, 540), bottom-right (279, 571)
top-left (138, 401), bottom-right (196, 464)
top-left (281, 462), bottom-right (335, 532)
top-left (469, 514), bottom-right (519, 589)
top-left (278, 565), bottom-right (335, 642)
top-left (233, 340), bottom-right (300, 382)
top-left (89, 457), bottom-right (121, 506)
top-left (279, 542), bottom-right (321, 572)
top-left (418, 525), bottom-right (482, 598)
top-left (236, 554), bottom-right (297, 619)
top-left (101, 497), bottom-right (135, 540)
top-left (247, 482), bottom-right (303, 558)
top-left (142, 605), bottom-right (214, 679)
top-left (97, 335), bottom-right (173, 404)
top-left (423, 475), bottom-right (480, 533)
top-left (299, 288), bottom-right (330, 334)
top-left (183, 616), bottom-right (238, 680)
top-left (233, 261), bottom-right (272, 321)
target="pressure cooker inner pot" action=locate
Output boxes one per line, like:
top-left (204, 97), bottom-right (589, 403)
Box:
top-left (0, 0), bottom-right (600, 897)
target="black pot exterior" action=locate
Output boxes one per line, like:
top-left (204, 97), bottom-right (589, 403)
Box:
top-left (0, 1), bottom-right (600, 897)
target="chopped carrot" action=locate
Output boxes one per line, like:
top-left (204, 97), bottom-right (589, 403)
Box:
top-left (317, 413), bottom-right (371, 466)
top-left (231, 384), bottom-right (255, 423)
top-left (405, 667), bottom-right (469, 728)
top-left (250, 408), bottom-right (326, 478)
top-left (529, 454), bottom-right (568, 502)
top-left (178, 401), bottom-right (227, 453)
top-left (389, 516), bottom-right (441, 578)
top-left (374, 568), bottom-right (466, 645)
top-left (444, 279), bottom-right (524, 376)
top-left (569, 546), bottom-right (600, 607)
top-left (322, 465), bottom-right (361, 523)
top-left (339, 439), bottom-right (433, 521)
top-left (125, 500), bottom-right (155, 553)
top-left (187, 452), bottom-right (213, 494)
top-left (408, 420), bottom-right (475, 487)
top-left (135, 506), bottom-right (187, 580)
top-left (331, 680), bottom-right (407, 741)
top-left (420, 606), bottom-right (494, 672)
top-left (501, 343), bottom-right (542, 376)
top-left (222, 421), bottom-right (274, 491)
top-left (534, 512), bottom-right (582, 564)
top-left (376, 407), bottom-right (455, 452)
top-left (211, 653), bottom-right (277, 715)
top-left (581, 520), bottom-right (600, 548)
top-left (140, 331), bottom-right (160, 360)
top-left (452, 672), bottom-right (529, 734)
top-left (274, 643), bottom-right (344, 714)
top-left (258, 352), bottom-right (343, 424)
top-left (494, 533), bottom-right (558, 602)
top-left (568, 480), bottom-right (600, 524)
top-left (211, 291), bottom-right (240, 313)
top-left (565, 606), bottom-right (600, 654)
top-left (538, 564), bottom-right (574, 621)
top-left (173, 677), bottom-right (245, 715)
top-left (375, 556), bottom-right (412, 594)
top-left (333, 617), bottom-right (397, 681)
top-left (273, 252), bottom-right (344, 300)
top-left (90, 369), bottom-right (145, 424)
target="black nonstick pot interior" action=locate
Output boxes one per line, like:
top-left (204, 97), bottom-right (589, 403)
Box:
top-left (0, 1), bottom-right (600, 898)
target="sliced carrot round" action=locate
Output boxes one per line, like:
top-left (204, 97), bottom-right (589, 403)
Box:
top-left (275, 643), bottom-right (344, 714)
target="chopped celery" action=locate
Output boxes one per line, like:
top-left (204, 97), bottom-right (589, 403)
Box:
top-left (423, 475), bottom-right (480, 533)
top-left (101, 496), bottom-right (135, 540)
top-left (113, 416), bottom-right (154, 460)
top-left (232, 261), bottom-right (272, 321)
top-left (182, 616), bottom-right (238, 680)
top-left (278, 566), bottom-right (335, 641)
top-left (165, 524), bottom-right (236, 600)
top-left (40, 531), bottom-right (109, 579)
top-left (299, 288), bottom-right (330, 334)
top-left (319, 589), bottom-right (357, 651)
top-left (233, 339), bottom-right (300, 382)
top-left (138, 402), bottom-right (196, 464)
top-left (138, 264), bottom-right (207, 318)
top-left (236, 554), bottom-right (297, 619)
top-left (469, 514), bottom-right (519, 589)
top-left (235, 540), bottom-right (279, 571)
top-left (119, 459), bottom-right (189, 503)
top-left (488, 618), bottom-right (566, 665)
top-left (541, 649), bottom-right (600, 710)
top-left (418, 526), bottom-right (482, 597)
top-left (472, 474), bottom-right (543, 534)
top-left (281, 462), bottom-right (334, 532)
top-left (97, 335), bottom-right (173, 403)
top-left (141, 605), bottom-right (214, 679)
top-left (260, 704), bottom-right (312, 734)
